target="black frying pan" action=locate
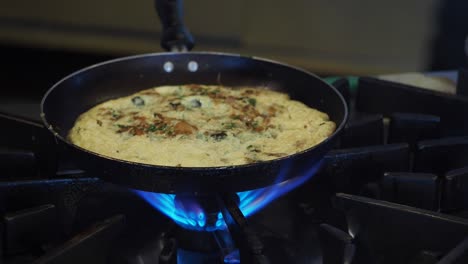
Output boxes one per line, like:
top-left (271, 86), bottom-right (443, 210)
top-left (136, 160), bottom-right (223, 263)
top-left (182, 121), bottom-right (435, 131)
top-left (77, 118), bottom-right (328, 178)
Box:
top-left (40, 0), bottom-right (348, 194)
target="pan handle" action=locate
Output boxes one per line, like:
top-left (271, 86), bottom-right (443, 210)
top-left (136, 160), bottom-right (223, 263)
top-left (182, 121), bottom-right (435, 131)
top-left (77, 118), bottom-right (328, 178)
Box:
top-left (154, 0), bottom-right (195, 52)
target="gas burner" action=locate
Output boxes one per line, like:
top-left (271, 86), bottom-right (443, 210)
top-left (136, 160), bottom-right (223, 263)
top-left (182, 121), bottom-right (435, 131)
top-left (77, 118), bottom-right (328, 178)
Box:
top-left (135, 192), bottom-right (232, 231)
top-left (134, 160), bottom-right (322, 232)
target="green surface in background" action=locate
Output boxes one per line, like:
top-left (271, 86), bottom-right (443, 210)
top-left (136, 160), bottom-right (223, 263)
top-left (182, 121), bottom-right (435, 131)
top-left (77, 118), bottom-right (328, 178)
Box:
top-left (324, 76), bottom-right (359, 93)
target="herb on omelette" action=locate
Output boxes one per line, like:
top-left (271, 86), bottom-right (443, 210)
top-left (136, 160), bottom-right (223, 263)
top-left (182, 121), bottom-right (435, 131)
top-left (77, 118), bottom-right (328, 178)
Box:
top-left (147, 124), bottom-right (157, 132)
top-left (247, 98), bottom-right (257, 107)
top-left (131, 96), bottom-right (145, 106)
top-left (110, 109), bottom-right (123, 120)
top-left (224, 122), bottom-right (237, 129)
top-left (247, 145), bottom-right (261, 153)
top-left (211, 131), bottom-right (227, 141)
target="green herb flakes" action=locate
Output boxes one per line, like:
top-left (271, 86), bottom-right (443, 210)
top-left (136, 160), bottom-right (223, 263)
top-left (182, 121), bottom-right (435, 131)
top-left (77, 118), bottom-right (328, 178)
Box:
top-left (247, 98), bottom-right (257, 107)
top-left (147, 124), bottom-right (157, 132)
top-left (224, 122), bottom-right (236, 129)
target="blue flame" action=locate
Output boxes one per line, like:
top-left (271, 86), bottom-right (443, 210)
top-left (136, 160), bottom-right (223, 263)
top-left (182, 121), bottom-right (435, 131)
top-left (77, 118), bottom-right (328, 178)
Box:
top-left (237, 159), bottom-right (323, 217)
top-left (135, 159), bottom-right (323, 231)
top-left (135, 191), bottom-right (199, 228)
top-left (224, 250), bottom-right (240, 263)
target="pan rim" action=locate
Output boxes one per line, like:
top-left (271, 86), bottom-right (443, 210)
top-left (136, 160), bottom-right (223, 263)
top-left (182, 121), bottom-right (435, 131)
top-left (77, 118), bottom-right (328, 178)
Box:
top-left (40, 51), bottom-right (349, 171)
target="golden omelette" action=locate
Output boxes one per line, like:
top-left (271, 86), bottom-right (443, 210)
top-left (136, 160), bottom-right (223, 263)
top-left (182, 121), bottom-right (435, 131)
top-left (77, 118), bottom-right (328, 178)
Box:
top-left (68, 85), bottom-right (336, 167)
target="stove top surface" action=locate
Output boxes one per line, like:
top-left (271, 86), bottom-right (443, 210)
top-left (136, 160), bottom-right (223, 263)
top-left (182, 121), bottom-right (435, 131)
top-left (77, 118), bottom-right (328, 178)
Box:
top-left (2, 70), bottom-right (468, 264)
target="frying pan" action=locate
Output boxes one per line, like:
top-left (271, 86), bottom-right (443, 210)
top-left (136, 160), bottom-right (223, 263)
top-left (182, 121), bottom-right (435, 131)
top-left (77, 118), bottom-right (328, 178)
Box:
top-left (40, 0), bottom-right (348, 194)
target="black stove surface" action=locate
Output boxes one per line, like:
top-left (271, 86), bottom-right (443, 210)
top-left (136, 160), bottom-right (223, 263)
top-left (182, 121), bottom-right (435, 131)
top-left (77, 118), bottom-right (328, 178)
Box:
top-left (2, 69), bottom-right (468, 264)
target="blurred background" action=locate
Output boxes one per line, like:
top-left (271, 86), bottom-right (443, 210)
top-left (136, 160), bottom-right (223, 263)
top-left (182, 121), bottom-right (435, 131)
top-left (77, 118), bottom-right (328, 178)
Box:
top-left (0, 0), bottom-right (467, 101)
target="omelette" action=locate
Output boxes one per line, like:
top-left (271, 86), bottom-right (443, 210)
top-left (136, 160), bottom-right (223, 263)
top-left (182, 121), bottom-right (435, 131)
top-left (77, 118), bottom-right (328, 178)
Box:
top-left (68, 85), bottom-right (335, 167)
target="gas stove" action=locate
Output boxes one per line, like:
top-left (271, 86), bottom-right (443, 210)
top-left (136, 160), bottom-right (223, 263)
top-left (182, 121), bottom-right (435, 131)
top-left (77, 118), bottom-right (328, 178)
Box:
top-left (2, 70), bottom-right (468, 264)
